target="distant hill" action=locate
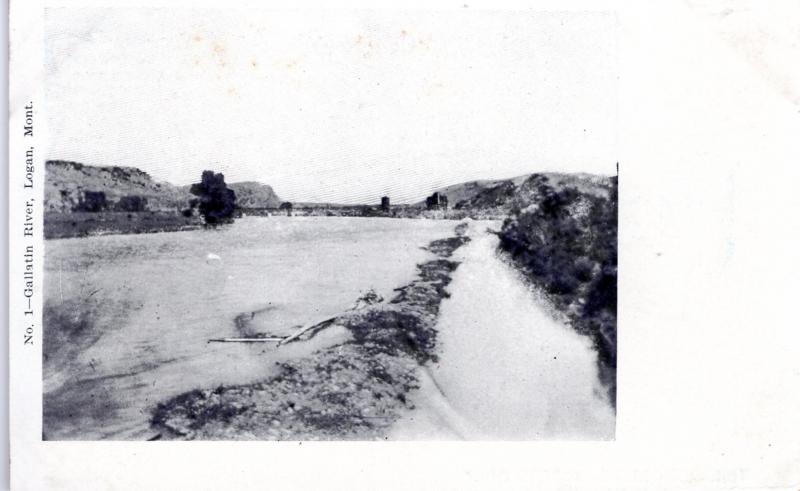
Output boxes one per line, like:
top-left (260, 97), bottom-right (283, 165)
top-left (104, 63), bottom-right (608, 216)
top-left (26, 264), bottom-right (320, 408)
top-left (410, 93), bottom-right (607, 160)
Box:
top-left (204, 182), bottom-right (281, 209)
top-left (45, 160), bottom-right (191, 213)
top-left (45, 159), bottom-right (609, 217)
top-left (420, 176), bottom-right (527, 206)
top-left (46, 161), bottom-right (282, 212)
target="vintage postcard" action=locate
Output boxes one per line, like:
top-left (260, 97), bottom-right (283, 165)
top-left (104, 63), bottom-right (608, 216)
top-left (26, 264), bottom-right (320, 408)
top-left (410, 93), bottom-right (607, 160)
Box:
top-left (36, 6), bottom-right (618, 442)
top-left (8, 0), bottom-right (800, 489)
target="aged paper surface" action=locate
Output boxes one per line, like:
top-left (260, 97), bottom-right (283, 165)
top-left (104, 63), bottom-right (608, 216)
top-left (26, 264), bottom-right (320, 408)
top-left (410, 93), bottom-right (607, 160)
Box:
top-left (8, 0), bottom-right (800, 489)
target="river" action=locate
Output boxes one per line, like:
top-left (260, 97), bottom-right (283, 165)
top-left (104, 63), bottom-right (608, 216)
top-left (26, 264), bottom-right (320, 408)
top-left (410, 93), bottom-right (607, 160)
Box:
top-left (43, 216), bottom-right (458, 440)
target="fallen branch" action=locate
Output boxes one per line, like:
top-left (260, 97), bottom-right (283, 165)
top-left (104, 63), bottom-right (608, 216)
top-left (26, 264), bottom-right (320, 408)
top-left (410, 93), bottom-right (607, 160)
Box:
top-left (277, 317), bottom-right (337, 347)
top-left (277, 290), bottom-right (383, 347)
top-left (211, 290), bottom-right (384, 347)
top-left (208, 337), bottom-right (286, 343)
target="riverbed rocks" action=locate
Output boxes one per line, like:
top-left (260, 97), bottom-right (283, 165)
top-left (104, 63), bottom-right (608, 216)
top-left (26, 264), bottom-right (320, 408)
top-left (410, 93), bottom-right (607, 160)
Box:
top-left (152, 343), bottom-right (420, 440)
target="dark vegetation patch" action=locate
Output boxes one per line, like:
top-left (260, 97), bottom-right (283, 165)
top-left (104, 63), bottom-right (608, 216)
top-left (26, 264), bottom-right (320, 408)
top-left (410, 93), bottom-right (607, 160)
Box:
top-left (497, 174), bottom-right (618, 405)
top-left (44, 211), bottom-right (203, 239)
top-left (151, 227), bottom-right (470, 440)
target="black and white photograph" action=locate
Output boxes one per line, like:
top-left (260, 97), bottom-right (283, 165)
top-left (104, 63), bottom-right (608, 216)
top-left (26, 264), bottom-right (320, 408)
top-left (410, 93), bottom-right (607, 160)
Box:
top-left (41, 9), bottom-right (617, 441)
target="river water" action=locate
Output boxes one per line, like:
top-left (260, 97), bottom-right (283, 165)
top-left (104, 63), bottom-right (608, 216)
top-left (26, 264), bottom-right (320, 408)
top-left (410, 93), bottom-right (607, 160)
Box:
top-left (43, 216), bottom-right (457, 440)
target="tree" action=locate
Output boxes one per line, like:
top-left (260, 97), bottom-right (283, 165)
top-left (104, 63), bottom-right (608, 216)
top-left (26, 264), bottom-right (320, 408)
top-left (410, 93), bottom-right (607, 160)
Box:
top-left (189, 171), bottom-right (237, 225)
top-left (425, 192), bottom-right (448, 210)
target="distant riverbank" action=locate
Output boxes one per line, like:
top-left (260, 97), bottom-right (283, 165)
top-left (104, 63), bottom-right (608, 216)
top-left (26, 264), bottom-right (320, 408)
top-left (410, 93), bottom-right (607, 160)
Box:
top-left (44, 206), bottom-right (505, 240)
top-left (44, 211), bottom-right (204, 239)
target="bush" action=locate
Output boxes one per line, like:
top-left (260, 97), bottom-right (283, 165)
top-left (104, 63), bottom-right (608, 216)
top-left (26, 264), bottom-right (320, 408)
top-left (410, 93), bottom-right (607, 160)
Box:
top-left (584, 266), bottom-right (617, 317)
top-left (573, 257), bottom-right (595, 282)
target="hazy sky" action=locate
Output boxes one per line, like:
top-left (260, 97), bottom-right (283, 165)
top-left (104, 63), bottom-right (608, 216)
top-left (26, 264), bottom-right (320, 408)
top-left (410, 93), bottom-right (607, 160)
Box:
top-left (45, 9), bottom-right (617, 204)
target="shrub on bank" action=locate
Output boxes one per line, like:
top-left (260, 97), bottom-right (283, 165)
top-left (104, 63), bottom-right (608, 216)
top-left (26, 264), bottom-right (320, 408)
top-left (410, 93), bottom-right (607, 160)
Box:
top-left (498, 174), bottom-right (618, 404)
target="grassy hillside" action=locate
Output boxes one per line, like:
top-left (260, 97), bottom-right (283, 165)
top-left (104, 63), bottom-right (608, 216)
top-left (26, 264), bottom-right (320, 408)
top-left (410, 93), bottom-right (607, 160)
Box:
top-left (44, 161), bottom-right (286, 238)
top-left (45, 160), bottom-right (191, 213)
top-left (422, 172), bottom-right (612, 217)
top-left (424, 178), bottom-right (520, 205)
top-left (47, 161), bottom-right (283, 213)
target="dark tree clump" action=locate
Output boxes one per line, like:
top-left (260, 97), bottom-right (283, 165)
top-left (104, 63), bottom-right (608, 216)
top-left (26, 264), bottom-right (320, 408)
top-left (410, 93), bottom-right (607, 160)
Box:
top-left (279, 201), bottom-right (293, 216)
top-left (189, 171), bottom-right (237, 225)
top-left (74, 191), bottom-right (108, 212)
top-left (425, 192), bottom-right (448, 210)
top-left (115, 195), bottom-right (148, 212)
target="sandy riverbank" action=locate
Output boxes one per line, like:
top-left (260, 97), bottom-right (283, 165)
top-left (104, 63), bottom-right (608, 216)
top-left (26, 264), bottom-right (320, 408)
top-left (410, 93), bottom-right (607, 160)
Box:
top-left (390, 229), bottom-right (615, 440)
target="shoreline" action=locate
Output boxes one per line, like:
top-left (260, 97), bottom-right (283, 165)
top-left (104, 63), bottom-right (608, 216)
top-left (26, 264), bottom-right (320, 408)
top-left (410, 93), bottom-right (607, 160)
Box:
top-left (495, 245), bottom-right (617, 407)
top-left (150, 223), bottom-right (472, 440)
top-left (44, 211), bottom-right (204, 240)
top-left (44, 211), bottom-right (488, 240)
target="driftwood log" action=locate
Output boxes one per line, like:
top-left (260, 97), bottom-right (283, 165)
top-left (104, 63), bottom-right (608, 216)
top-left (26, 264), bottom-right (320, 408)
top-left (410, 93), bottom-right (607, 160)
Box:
top-left (207, 316), bottom-right (338, 345)
top-left (276, 317), bottom-right (337, 346)
top-left (208, 289), bottom-right (384, 346)
top-left (208, 337), bottom-right (286, 343)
